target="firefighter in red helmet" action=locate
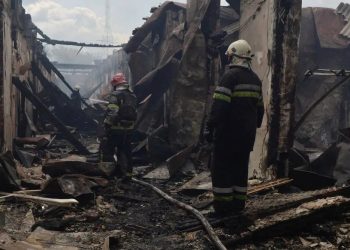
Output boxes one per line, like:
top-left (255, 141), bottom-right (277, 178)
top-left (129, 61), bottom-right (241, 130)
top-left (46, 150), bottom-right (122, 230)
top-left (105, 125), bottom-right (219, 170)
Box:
top-left (100, 73), bottom-right (137, 181)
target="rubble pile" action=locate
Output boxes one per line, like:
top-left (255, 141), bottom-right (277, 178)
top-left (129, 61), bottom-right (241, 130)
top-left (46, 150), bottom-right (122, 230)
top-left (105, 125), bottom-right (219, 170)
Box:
top-left (0, 131), bottom-right (348, 249)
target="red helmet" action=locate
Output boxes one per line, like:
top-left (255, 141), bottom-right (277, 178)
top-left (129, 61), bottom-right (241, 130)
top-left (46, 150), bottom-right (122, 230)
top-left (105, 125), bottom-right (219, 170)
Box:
top-left (111, 73), bottom-right (127, 86)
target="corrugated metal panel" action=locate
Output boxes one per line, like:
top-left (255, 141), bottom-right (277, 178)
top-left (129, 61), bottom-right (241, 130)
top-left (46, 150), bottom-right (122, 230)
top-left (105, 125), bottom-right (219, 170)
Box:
top-left (336, 2), bottom-right (350, 21)
top-left (312, 7), bottom-right (350, 49)
top-left (336, 2), bottom-right (350, 38)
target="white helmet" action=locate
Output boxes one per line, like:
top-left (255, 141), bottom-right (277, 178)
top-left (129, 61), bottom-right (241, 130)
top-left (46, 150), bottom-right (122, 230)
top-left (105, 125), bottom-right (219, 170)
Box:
top-left (226, 40), bottom-right (254, 60)
top-left (74, 85), bottom-right (80, 91)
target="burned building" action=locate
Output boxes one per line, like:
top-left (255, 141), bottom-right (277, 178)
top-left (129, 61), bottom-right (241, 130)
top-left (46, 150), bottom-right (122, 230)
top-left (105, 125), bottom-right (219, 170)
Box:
top-left (124, 0), bottom-right (301, 178)
top-left (0, 0), bottom-right (99, 155)
top-left (0, 0), bottom-right (48, 151)
top-left (296, 3), bottom-right (350, 149)
top-left (1, 1), bottom-right (350, 249)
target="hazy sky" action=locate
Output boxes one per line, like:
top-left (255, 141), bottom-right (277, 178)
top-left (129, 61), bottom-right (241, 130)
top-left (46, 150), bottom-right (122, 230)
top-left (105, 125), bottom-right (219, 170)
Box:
top-left (22, 0), bottom-right (350, 58)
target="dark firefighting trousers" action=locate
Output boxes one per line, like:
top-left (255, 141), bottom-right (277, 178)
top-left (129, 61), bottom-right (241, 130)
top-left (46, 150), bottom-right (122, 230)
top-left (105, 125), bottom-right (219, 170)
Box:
top-left (211, 143), bottom-right (250, 214)
top-left (100, 129), bottom-right (133, 178)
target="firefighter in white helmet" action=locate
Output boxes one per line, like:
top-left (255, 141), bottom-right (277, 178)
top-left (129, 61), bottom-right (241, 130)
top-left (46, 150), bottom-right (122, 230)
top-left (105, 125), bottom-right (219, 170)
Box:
top-left (71, 85), bottom-right (82, 109)
top-left (226, 39), bottom-right (254, 67)
top-left (205, 40), bottom-right (264, 215)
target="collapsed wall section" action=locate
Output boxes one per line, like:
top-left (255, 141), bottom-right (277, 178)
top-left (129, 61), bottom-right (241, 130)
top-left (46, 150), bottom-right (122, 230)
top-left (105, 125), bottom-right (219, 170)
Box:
top-left (295, 7), bottom-right (350, 148)
top-left (0, 0), bottom-right (22, 151)
top-left (239, 0), bottom-right (275, 177)
top-left (0, 0), bottom-right (54, 151)
top-left (240, 0), bottom-right (302, 177)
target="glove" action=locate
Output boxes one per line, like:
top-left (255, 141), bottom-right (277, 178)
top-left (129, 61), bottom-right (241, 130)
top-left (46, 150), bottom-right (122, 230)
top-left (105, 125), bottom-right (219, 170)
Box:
top-left (204, 124), bottom-right (214, 143)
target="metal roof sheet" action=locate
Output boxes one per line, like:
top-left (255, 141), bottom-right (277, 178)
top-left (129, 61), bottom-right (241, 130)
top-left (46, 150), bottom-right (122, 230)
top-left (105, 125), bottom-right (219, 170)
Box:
top-left (336, 2), bottom-right (350, 38)
top-left (312, 7), bottom-right (350, 49)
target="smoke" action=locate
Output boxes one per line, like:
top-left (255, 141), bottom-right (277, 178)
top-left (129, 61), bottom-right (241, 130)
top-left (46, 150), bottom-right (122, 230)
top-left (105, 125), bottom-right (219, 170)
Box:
top-left (25, 0), bottom-right (129, 44)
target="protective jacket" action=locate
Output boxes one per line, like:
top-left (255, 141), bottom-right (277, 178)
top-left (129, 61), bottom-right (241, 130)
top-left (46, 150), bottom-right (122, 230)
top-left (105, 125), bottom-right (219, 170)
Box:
top-left (104, 86), bottom-right (137, 131)
top-left (207, 65), bottom-right (264, 152)
top-left (100, 86), bottom-right (137, 179)
top-left (207, 64), bottom-right (264, 215)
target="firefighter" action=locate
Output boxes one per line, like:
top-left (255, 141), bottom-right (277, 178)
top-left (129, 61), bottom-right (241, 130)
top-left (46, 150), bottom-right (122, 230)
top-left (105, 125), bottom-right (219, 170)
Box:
top-left (71, 85), bottom-right (82, 109)
top-left (205, 40), bottom-right (264, 215)
top-left (100, 73), bottom-right (137, 181)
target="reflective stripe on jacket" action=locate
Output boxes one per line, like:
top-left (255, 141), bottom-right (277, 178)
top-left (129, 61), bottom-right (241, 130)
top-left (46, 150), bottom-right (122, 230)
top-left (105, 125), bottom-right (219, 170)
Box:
top-left (208, 65), bottom-right (264, 151)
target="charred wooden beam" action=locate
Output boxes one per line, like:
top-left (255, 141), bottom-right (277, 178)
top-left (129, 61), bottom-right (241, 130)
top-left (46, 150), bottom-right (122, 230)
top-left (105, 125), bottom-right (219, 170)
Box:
top-left (224, 196), bottom-right (350, 247)
top-left (268, 0), bottom-right (302, 176)
top-left (32, 62), bottom-right (97, 129)
top-left (304, 69), bottom-right (350, 77)
top-left (179, 185), bottom-right (350, 233)
top-left (37, 38), bottom-right (122, 48)
top-left (12, 77), bottom-right (90, 154)
top-left (34, 25), bottom-right (52, 43)
top-left (31, 62), bottom-right (71, 104)
top-left (53, 63), bottom-right (97, 70)
top-left (0, 192), bottom-right (79, 207)
top-left (124, 2), bottom-right (183, 53)
top-left (38, 55), bottom-right (93, 108)
top-left (42, 159), bottom-right (106, 178)
top-left (35, 25), bottom-right (120, 48)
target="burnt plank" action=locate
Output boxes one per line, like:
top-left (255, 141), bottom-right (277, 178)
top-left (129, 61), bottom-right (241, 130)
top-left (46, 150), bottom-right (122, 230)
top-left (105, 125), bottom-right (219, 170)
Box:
top-left (12, 77), bottom-right (90, 154)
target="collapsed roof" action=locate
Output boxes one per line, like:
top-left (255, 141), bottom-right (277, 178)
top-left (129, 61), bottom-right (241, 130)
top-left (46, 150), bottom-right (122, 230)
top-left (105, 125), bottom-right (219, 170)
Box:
top-left (302, 3), bottom-right (350, 50)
